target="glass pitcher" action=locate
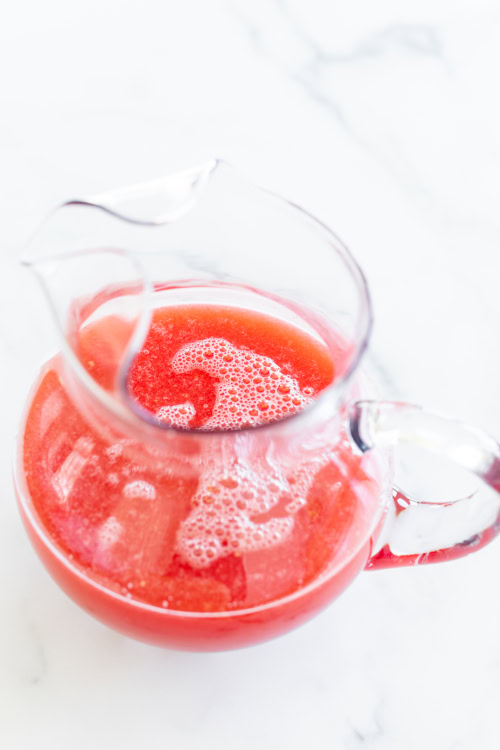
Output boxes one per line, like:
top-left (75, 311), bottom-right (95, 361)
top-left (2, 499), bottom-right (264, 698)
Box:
top-left (15, 160), bottom-right (500, 651)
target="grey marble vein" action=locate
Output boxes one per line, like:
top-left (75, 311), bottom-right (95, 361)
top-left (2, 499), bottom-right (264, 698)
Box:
top-left (230, 1), bottom-right (447, 200)
top-left (277, 0), bottom-right (444, 63)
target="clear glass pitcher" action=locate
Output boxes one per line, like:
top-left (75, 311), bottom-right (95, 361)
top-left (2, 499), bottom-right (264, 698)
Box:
top-left (15, 160), bottom-right (500, 651)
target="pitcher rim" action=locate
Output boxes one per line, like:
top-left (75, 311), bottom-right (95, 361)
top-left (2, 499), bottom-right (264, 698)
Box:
top-left (21, 159), bottom-right (374, 441)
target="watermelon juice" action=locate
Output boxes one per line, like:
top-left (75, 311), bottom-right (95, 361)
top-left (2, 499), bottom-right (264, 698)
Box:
top-left (17, 303), bottom-right (386, 650)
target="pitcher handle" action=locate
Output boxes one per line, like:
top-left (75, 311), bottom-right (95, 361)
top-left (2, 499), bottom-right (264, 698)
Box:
top-left (349, 401), bottom-right (500, 570)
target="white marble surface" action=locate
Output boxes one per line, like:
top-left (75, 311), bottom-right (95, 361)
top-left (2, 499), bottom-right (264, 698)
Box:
top-left (1, 1), bottom-right (500, 748)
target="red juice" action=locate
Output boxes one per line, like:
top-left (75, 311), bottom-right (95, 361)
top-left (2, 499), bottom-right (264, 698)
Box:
top-left (18, 304), bottom-right (383, 649)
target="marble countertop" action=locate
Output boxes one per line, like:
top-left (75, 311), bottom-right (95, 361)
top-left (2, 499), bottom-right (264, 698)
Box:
top-left (1, 1), bottom-right (499, 748)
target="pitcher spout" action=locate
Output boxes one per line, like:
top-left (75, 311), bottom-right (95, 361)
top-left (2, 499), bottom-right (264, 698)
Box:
top-left (20, 160), bottom-right (222, 402)
top-left (65, 159), bottom-right (218, 226)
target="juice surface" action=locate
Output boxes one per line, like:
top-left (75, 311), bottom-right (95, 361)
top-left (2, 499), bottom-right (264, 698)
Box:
top-left (23, 305), bottom-right (377, 614)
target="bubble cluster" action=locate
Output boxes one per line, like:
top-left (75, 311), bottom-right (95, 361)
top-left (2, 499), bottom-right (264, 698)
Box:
top-left (176, 444), bottom-right (339, 568)
top-left (166, 337), bottom-right (314, 431)
top-left (177, 460), bottom-right (293, 567)
top-left (156, 402), bottom-right (196, 428)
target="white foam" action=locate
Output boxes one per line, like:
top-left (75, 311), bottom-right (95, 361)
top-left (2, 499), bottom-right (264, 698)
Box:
top-left (96, 516), bottom-right (123, 549)
top-left (156, 402), bottom-right (196, 428)
top-left (128, 336), bottom-right (352, 570)
top-left (169, 337), bottom-right (314, 430)
top-left (146, 336), bottom-right (343, 569)
top-left (122, 480), bottom-right (157, 501)
top-left (176, 443), bottom-right (341, 568)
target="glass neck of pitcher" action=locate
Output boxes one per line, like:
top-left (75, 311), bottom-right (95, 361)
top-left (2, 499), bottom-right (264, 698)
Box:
top-left (22, 160), bottom-right (373, 450)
